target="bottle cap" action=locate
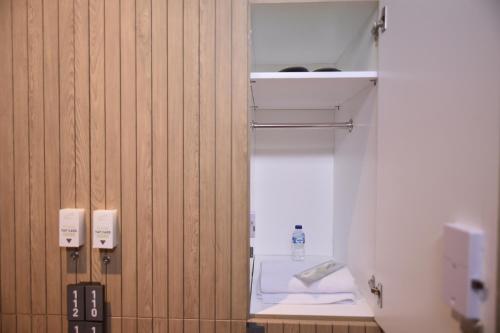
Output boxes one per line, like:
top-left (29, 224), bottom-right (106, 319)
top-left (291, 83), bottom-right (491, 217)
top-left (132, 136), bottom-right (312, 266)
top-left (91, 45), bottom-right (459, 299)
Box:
top-left (295, 225), bottom-right (302, 229)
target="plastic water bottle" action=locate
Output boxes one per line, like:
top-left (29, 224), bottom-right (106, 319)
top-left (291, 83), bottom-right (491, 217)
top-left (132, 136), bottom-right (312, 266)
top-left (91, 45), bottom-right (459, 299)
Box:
top-left (291, 225), bottom-right (305, 261)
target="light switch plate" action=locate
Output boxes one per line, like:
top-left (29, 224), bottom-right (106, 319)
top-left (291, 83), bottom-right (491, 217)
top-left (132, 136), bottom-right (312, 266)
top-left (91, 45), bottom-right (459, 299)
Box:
top-left (59, 209), bottom-right (85, 248)
top-left (92, 210), bottom-right (118, 249)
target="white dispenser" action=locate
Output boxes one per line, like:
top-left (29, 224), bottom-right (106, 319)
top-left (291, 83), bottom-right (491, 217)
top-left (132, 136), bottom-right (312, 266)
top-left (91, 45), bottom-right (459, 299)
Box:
top-left (92, 210), bottom-right (118, 249)
top-left (59, 209), bottom-right (85, 248)
top-left (443, 223), bottom-right (484, 319)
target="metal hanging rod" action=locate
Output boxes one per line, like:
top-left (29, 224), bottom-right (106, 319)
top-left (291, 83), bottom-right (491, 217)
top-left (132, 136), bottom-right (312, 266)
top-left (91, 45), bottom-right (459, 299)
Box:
top-left (250, 119), bottom-right (354, 132)
top-left (252, 106), bottom-right (341, 111)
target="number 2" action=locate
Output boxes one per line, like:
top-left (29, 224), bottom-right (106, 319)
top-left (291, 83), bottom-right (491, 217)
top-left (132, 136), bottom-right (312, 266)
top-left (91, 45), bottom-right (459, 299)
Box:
top-left (72, 308), bottom-right (78, 318)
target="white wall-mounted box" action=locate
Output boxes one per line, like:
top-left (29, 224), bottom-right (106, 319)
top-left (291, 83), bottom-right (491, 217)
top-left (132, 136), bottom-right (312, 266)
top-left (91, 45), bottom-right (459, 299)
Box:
top-left (92, 210), bottom-right (118, 249)
top-left (443, 223), bottom-right (484, 319)
top-left (59, 209), bottom-right (85, 248)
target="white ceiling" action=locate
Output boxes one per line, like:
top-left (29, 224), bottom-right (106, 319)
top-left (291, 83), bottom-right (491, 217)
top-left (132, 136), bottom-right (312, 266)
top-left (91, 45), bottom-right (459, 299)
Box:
top-left (251, 1), bottom-right (378, 68)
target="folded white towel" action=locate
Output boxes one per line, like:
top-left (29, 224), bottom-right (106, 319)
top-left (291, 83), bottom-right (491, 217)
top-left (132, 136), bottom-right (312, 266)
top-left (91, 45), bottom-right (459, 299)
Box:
top-left (258, 292), bottom-right (356, 305)
top-left (260, 259), bottom-right (356, 294)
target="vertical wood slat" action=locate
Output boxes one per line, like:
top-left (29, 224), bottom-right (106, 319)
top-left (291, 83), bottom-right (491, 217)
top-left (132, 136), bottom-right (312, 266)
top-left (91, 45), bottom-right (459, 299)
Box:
top-left (284, 322), bottom-right (300, 333)
top-left (28, 0), bottom-right (46, 315)
top-left (0, 0), bottom-right (15, 316)
top-left (167, 0), bottom-right (184, 319)
top-left (44, 0), bottom-right (62, 316)
top-left (200, 320), bottom-right (215, 333)
top-left (12, 0), bottom-right (32, 316)
top-left (89, 0), bottom-right (106, 284)
top-left (300, 323), bottom-right (316, 333)
top-left (332, 322), bottom-right (348, 333)
top-left (17, 314), bottom-right (30, 333)
top-left (169, 319), bottom-right (183, 333)
top-left (231, 321), bottom-right (247, 333)
top-left (138, 318), bottom-right (153, 333)
top-left (104, 0), bottom-right (122, 318)
top-left (47, 315), bottom-right (62, 333)
top-left (31, 315), bottom-right (46, 333)
top-left (268, 322), bottom-right (284, 333)
top-left (316, 323), bottom-right (332, 333)
top-left (152, 0), bottom-right (169, 320)
top-left (215, 0), bottom-right (232, 319)
top-left (120, 0), bottom-right (138, 318)
top-left (153, 319), bottom-right (168, 333)
top-left (199, 0), bottom-right (216, 320)
top-left (215, 321), bottom-right (231, 333)
top-left (74, 0), bottom-right (92, 287)
top-left (231, 0), bottom-right (249, 320)
top-left (185, 319), bottom-right (200, 333)
top-left (60, 0), bottom-right (77, 316)
top-left (184, 0), bottom-right (200, 319)
top-left (122, 318), bottom-right (138, 333)
top-left (365, 322), bottom-right (381, 333)
top-left (348, 323), bottom-right (366, 333)
top-left (137, 0), bottom-right (153, 318)
top-left (2, 315), bottom-right (17, 333)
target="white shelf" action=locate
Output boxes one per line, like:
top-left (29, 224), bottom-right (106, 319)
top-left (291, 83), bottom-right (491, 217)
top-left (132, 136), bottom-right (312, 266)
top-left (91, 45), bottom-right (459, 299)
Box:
top-left (250, 71), bottom-right (377, 110)
top-left (250, 255), bottom-right (374, 319)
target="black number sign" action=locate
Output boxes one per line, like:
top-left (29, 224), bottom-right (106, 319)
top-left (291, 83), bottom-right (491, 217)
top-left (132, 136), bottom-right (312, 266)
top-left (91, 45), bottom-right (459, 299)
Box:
top-left (68, 321), bottom-right (86, 333)
top-left (67, 284), bottom-right (85, 321)
top-left (86, 322), bottom-right (104, 333)
top-left (85, 284), bottom-right (104, 321)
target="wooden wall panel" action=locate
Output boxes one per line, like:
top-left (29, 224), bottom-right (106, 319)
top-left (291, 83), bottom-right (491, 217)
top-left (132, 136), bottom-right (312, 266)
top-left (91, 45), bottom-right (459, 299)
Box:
top-left (60, 0), bottom-right (77, 316)
top-left (231, 0), bottom-right (249, 320)
top-left (1, 0), bottom-right (250, 330)
top-left (167, 0), bottom-right (184, 320)
top-left (0, 0), bottom-right (15, 316)
top-left (44, 0), bottom-right (62, 316)
top-left (199, 0), bottom-right (216, 320)
top-left (12, 0), bottom-right (31, 316)
top-left (89, 0), bottom-right (106, 285)
top-left (136, 0), bottom-right (153, 318)
top-left (152, 0), bottom-right (169, 320)
top-left (120, 0), bottom-right (138, 319)
top-left (74, 0), bottom-right (92, 287)
top-left (251, 320), bottom-right (381, 333)
top-left (28, 0), bottom-right (46, 315)
top-left (105, 0), bottom-right (123, 318)
top-left (215, 0), bottom-right (232, 319)
top-left (184, 0), bottom-right (201, 319)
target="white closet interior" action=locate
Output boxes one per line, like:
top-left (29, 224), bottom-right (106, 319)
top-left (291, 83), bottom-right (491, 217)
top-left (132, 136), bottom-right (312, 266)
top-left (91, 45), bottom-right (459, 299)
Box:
top-left (249, 0), bottom-right (379, 319)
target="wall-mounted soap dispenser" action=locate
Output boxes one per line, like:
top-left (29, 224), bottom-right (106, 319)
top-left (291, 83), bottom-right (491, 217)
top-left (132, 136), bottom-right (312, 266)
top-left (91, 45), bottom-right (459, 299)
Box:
top-left (92, 209), bottom-right (118, 249)
top-left (59, 208), bottom-right (85, 248)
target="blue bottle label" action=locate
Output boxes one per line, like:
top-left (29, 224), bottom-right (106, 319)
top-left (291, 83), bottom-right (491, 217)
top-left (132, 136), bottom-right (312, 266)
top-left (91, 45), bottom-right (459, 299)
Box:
top-left (292, 236), bottom-right (305, 244)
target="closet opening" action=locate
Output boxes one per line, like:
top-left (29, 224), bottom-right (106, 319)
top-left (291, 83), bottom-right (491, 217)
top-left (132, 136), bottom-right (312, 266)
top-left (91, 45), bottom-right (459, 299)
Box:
top-left (248, 0), bottom-right (379, 319)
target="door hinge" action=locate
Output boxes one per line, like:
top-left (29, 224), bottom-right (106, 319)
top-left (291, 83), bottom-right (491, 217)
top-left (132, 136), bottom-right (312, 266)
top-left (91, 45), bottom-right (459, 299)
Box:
top-left (371, 6), bottom-right (387, 42)
top-left (368, 275), bottom-right (383, 308)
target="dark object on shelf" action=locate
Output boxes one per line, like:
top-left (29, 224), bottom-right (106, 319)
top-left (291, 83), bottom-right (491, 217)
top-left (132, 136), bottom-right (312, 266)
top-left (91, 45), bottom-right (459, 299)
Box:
top-left (314, 67), bottom-right (341, 72)
top-left (279, 66), bottom-right (309, 72)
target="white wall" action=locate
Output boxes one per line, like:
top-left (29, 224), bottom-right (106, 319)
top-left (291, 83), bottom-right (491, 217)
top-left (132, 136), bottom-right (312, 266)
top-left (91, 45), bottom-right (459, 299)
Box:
top-left (251, 110), bottom-right (335, 256)
top-left (333, 85), bottom-right (378, 302)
